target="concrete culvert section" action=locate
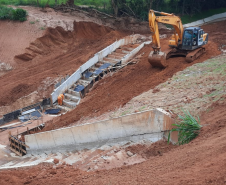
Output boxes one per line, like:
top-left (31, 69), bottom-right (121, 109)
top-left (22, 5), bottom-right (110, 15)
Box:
top-left (25, 108), bottom-right (176, 155)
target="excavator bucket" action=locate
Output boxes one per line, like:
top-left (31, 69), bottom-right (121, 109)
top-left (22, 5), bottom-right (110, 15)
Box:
top-left (148, 51), bottom-right (168, 68)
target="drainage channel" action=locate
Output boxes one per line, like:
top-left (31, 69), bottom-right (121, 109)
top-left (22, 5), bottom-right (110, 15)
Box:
top-left (54, 43), bottom-right (146, 111)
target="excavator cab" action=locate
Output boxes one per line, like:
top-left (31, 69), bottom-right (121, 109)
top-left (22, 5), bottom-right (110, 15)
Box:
top-left (182, 27), bottom-right (208, 50)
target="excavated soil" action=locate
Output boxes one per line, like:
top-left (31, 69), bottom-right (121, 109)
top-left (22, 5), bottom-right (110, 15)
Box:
top-left (0, 20), bottom-right (43, 65)
top-left (1, 102), bottom-right (226, 185)
top-left (44, 20), bottom-right (223, 131)
top-left (0, 21), bottom-right (130, 107)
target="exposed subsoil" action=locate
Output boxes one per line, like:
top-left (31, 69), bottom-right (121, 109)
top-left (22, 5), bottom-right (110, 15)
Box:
top-left (44, 21), bottom-right (223, 131)
top-left (0, 20), bottom-right (43, 65)
top-left (1, 102), bottom-right (226, 185)
top-left (0, 21), bottom-right (130, 107)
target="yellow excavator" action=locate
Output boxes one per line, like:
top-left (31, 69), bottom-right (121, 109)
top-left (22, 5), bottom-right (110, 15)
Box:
top-left (148, 10), bottom-right (208, 68)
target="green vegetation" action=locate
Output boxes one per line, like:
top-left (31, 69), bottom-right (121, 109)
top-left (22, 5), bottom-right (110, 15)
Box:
top-left (0, 0), bottom-right (66, 7)
top-left (0, 5), bottom-right (27, 21)
top-left (0, 0), bottom-right (225, 23)
top-left (168, 110), bottom-right (202, 145)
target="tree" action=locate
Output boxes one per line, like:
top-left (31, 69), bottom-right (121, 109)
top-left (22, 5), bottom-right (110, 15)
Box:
top-left (111, 0), bottom-right (119, 16)
top-left (66, 0), bottom-right (74, 6)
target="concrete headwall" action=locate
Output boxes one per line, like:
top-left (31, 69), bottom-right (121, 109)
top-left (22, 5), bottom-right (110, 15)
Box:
top-left (25, 108), bottom-right (174, 154)
top-left (183, 12), bottom-right (226, 27)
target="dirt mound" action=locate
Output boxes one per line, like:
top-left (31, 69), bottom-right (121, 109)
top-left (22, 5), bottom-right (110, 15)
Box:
top-left (126, 140), bottom-right (178, 159)
top-left (1, 102), bottom-right (226, 184)
top-left (15, 22), bottom-right (113, 62)
top-left (0, 21), bottom-right (130, 107)
top-left (73, 22), bottom-right (112, 39)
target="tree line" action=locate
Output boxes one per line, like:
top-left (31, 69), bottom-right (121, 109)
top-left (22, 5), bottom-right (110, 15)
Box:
top-left (33, 0), bottom-right (226, 21)
top-left (108, 0), bottom-right (226, 20)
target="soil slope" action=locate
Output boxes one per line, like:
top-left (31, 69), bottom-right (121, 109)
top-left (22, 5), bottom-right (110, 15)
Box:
top-left (0, 102), bottom-right (226, 185)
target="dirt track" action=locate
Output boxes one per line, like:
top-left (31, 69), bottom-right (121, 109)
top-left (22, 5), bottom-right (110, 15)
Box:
top-left (44, 20), bottom-right (223, 131)
top-left (1, 101), bottom-right (226, 185)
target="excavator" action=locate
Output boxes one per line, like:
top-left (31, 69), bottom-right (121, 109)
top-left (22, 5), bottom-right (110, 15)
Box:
top-left (148, 10), bottom-right (209, 68)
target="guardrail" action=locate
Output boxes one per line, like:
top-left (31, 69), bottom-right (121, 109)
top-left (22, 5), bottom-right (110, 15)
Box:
top-left (51, 34), bottom-right (140, 103)
top-left (183, 12), bottom-right (226, 27)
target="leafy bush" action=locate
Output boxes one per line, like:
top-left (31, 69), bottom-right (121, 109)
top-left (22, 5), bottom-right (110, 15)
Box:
top-left (12, 8), bottom-right (27, 21)
top-left (0, 6), bottom-right (27, 21)
top-left (168, 110), bottom-right (202, 145)
top-left (0, 5), bottom-right (13, 19)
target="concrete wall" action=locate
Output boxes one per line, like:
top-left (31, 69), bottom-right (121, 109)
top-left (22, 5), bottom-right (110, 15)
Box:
top-left (121, 41), bottom-right (151, 64)
top-left (183, 12), bottom-right (226, 27)
top-left (51, 34), bottom-right (141, 103)
top-left (25, 108), bottom-right (174, 154)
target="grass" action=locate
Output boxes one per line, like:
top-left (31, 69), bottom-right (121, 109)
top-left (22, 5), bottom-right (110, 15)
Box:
top-left (168, 110), bottom-right (202, 145)
top-left (0, 0), bottom-right (66, 7)
top-left (0, 0), bottom-right (105, 8)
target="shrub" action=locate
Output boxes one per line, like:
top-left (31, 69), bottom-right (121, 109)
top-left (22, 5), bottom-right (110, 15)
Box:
top-left (168, 110), bottom-right (202, 145)
top-left (12, 8), bottom-right (27, 21)
top-left (0, 6), bottom-right (13, 19)
top-left (0, 6), bottom-right (27, 22)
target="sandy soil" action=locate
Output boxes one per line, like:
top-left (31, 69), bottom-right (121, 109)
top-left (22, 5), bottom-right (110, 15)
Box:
top-left (43, 20), bottom-right (224, 131)
top-left (0, 101), bottom-right (226, 184)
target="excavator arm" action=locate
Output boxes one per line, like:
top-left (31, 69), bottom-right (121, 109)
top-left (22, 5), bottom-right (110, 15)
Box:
top-left (149, 10), bottom-right (184, 52)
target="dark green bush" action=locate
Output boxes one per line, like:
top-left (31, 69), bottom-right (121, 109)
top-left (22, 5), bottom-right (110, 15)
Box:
top-left (12, 8), bottom-right (27, 21)
top-left (0, 6), bottom-right (13, 20)
top-left (0, 6), bottom-right (27, 22)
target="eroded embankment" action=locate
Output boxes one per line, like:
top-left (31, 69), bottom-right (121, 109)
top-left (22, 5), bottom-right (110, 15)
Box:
top-left (0, 22), bottom-right (130, 107)
top-left (43, 19), bottom-right (222, 131)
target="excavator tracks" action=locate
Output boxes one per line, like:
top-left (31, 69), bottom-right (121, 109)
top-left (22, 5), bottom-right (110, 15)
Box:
top-left (148, 47), bottom-right (206, 68)
top-left (185, 47), bottom-right (206, 63)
